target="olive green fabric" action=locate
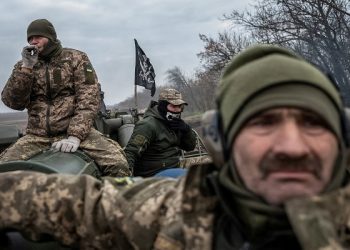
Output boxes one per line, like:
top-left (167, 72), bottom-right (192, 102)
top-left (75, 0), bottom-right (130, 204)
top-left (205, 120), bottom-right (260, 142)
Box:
top-left (231, 83), bottom-right (341, 146)
top-left (124, 101), bottom-right (196, 177)
top-left (39, 40), bottom-right (62, 60)
top-left (218, 160), bottom-right (290, 240)
top-left (216, 44), bottom-right (342, 149)
top-left (26, 19), bottom-right (62, 59)
top-left (27, 19), bottom-right (57, 42)
top-left (217, 156), bottom-right (346, 242)
top-left (216, 44), bottom-right (347, 192)
top-left (213, 44), bottom-right (349, 244)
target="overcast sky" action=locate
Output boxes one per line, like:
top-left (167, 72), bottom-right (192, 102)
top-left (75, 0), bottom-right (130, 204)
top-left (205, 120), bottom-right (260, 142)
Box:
top-left (0, 0), bottom-right (253, 112)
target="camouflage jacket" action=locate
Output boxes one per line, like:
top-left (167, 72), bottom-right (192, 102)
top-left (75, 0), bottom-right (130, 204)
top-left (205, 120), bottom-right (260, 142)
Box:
top-left (125, 101), bottom-right (197, 177)
top-left (1, 48), bottom-right (100, 141)
top-left (286, 185), bottom-right (350, 250)
top-left (0, 165), bottom-right (218, 250)
top-left (2, 164), bottom-right (344, 249)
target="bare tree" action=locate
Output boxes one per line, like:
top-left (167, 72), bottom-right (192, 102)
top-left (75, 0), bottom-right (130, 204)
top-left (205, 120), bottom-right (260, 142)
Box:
top-left (166, 67), bottom-right (202, 112)
top-left (193, 69), bottom-right (221, 110)
top-left (198, 32), bottom-right (252, 72)
top-left (190, 32), bottom-right (253, 111)
top-left (224, 0), bottom-right (350, 104)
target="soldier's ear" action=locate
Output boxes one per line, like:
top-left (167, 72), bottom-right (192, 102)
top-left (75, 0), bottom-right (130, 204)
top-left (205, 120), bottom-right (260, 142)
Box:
top-left (201, 110), bottom-right (225, 168)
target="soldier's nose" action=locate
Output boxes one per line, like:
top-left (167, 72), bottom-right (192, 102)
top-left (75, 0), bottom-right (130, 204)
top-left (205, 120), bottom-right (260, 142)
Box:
top-left (273, 120), bottom-right (310, 157)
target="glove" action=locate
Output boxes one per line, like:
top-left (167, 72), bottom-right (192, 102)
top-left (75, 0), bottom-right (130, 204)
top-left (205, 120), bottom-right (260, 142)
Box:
top-left (21, 45), bottom-right (38, 69)
top-left (168, 117), bottom-right (191, 133)
top-left (52, 136), bottom-right (81, 153)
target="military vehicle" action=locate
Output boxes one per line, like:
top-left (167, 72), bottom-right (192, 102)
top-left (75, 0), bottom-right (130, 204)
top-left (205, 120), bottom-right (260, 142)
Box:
top-left (0, 98), bottom-right (210, 249)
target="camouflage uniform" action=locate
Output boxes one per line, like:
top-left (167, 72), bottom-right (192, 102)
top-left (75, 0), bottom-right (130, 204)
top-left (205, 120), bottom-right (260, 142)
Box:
top-left (2, 44), bottom-right (350, 250)
top-left (2, 48), bottom-right (98, 139)
top-left (0, 129), bottom-right (130, 177)
top-left (0, 165), bottom-right (217, 249)
top-left (1, 47), bottom-right (130, 177)
top-left (286, 186), bottom-right (350, 250)
top-left (0, 163), bottom-right (317, 249)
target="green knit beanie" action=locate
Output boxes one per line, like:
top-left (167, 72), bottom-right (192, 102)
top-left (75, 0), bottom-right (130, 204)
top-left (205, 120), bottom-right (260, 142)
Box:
top-left (216, 44), bottom-right (343, 149)
top-left (27, 19), bottom-right (57, 42)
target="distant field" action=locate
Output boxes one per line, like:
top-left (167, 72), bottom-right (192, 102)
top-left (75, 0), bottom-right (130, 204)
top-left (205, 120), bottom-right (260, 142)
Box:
top-left (0, 112), bottom-right (27, 133)
top-left (0, 111), bottom-right (27, 122)
top-left (0, 111), bottom-right (203, 136)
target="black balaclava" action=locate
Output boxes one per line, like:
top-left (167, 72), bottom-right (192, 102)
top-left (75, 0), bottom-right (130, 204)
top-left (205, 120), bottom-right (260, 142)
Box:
top-left (157, 100), bottom-right (169, 119)
top-left (157, 100), bottom-right (182, 120)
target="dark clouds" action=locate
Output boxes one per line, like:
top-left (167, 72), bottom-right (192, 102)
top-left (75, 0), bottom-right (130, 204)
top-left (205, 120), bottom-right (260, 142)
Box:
top-left (0, 0), bottom-right (252, 112)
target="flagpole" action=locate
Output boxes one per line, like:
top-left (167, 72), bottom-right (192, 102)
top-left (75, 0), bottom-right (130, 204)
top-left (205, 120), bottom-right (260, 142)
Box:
top-left (134, 39), bottom-right (138, 111)
top-left (134, 84), bottom-right (138, 111)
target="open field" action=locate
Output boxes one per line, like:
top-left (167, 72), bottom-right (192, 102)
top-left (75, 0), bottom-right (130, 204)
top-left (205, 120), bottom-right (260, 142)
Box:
top-left (0, 111), bottom-right (203, 137)
top-left (0, 112), bottom-right (27, 134)
top-left (0, 111), bottom-right (27, 122)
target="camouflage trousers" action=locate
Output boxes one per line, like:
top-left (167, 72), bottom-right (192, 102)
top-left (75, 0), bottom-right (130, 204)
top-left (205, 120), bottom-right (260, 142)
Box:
top-left (0, 128), bottom-right (131, 177)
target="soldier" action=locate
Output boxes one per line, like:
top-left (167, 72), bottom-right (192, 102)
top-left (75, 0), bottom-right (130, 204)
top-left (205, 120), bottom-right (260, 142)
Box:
top-left (0, 19), bottom-right (130, 177)
top-left (0, 44), bottom-right (348, 249)
top-left (124, 88), bottom-right (196, 177)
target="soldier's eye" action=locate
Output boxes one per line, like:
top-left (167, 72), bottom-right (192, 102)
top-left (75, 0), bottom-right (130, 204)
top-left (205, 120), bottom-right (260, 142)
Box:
top-left (300, 113), bottom-right (329, 134)
top-left (247, 114), bottom-right (278, 127)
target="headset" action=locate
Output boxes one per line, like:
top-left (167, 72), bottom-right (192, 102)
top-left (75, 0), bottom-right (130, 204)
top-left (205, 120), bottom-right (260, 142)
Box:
top-left (201, 109), bottom-right (225, 168)
top-left (319, 68), bottom-right (350, 147)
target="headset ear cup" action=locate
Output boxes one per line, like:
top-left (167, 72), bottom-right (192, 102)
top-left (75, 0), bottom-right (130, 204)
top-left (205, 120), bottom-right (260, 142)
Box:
top-left (201, 110), bottom-right (225, 167)
top-left (319, 69), bottom-right (350, 147)
top-left (343, 108), bottom-right (350, 147)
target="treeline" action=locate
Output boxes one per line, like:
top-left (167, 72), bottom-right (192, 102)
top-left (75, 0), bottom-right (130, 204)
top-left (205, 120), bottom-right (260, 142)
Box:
top-left (115, 0), bottom-right (350, 114)
top-left (114, 68), bottom-right (219, 116)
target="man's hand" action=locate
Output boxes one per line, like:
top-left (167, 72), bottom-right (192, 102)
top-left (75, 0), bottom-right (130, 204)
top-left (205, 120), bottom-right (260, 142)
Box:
top-left (21, 45), bottom-right (38, 69)
top-left (52, 136), bottom-right (81, 153)
top-left (168, 117), bottom-right (191, 132)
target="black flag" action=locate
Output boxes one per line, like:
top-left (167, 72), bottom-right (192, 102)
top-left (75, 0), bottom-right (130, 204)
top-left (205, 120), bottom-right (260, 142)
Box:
top-left (134, 39), bottom-right (156, 96)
